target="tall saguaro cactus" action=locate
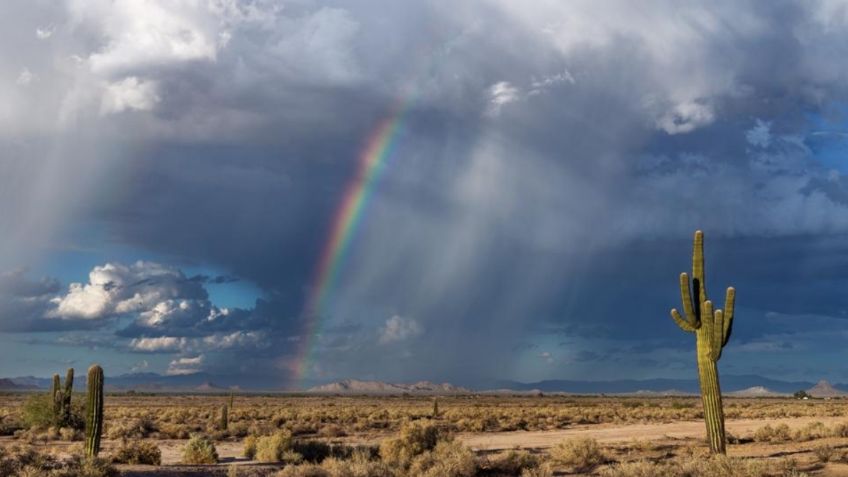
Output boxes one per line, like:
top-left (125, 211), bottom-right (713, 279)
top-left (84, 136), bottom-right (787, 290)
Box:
top-left (62, 368), bottom-right (74, 425)
top-left (670, 230), bottom-right (736, 454)
top-left (51, 374), bottom-right (62, 418)
top-left (85, 365), bottom-right (104, 458)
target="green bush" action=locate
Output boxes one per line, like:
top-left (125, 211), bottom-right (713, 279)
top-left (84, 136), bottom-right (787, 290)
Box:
top-left (182, 434), bottom-right (218, 464)
top-left (22, 393), bottom-right (84, 430)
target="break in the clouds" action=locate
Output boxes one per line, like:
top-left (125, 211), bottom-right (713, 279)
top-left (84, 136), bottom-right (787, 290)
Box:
top-left (5, 0), bottom-right (848, 387)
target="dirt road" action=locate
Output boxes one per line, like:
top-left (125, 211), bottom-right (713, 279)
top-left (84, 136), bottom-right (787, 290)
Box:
top-left (459, 416), bottom-right (844, 451)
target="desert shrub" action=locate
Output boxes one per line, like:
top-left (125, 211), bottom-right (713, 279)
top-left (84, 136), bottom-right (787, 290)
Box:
top-left (243, 435), bottom-right (258, 459)
top-left (21, 394), bottom-right (58, 430)
top-left (813, 444), bottom-right (835, 463)
top-left (294, 440), bottom-right (334, 463)
top-left (520, 463), bottom-right (553, 477)
top-left (484, 449), bottom-right (540, 475)
top-left (833, 422), bottom-right (848, 437)
top-left (379, 420), bottom-right (442, 468)
top-left (407, 440), bottom-right (477, 477)
top-left (276, 464), bottom-right (329, 477)
top-left (600, 455), bottom-right (804, 477)
top-left (111, 439), bottom-right (162, 465)
top-left (753, 423), bottom-right (792, 443)
top-left (319, 450), bottom-right (394, 477)
top-left (107, 415), bottom-right (158, 439)
top-left (21, 394), bottom-right (85, 431)
top-left (794, 421), bottom-right (829, 441)
top-left (256, 430), bottom-right (297, 462)
top-left (549, 437), bottom-right (607, 472)
top-left (182, 434), bottom-right (218, 464)
top-left (0, 447), bottom-right (117, 477)
top-left (75, 457), bottom-right (121, 477)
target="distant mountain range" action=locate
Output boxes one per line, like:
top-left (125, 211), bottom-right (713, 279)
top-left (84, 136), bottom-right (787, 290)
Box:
top-left (0, 378), bottom-right (38, 390)
top-left (308, 379), bottom-right (470, 395)
top-left (806, 380), bottom-right (848, 398)
top-left (492, 375), bottom-right (839, 395)
top-left (2, 373), bottom-right (847, 395)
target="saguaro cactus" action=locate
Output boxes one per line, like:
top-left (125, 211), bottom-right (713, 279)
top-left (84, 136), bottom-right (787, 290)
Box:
top-left (52, 374), bottom-right (62, 418)
top-left (670, 230), bottom-right (735, 454)
top-left (220, 404), bottom-right (228, 431)
top-left (85, 365), bottom-right (104, 458)
top-left (62, 368), bottom-right (74, 425)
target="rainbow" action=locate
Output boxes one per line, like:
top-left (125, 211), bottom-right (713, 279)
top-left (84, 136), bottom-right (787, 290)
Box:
top-left (295, 101), bottom-right (408, 382)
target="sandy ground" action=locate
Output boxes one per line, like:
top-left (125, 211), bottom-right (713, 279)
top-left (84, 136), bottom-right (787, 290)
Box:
top-left (459, 416), bottom-right (844, 451)
top-left (8, 416), bottom-right (848, 475)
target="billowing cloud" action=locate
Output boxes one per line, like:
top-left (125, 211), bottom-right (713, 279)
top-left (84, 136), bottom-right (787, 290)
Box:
top-left (49, 261), bottom-right (207, 320)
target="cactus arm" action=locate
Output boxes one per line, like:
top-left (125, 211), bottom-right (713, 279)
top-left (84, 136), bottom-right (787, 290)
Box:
top-left (711, 310), bottom-right (724, 362)
top-left (700, 301), bottom-right (716, 360)
top-left (693, 230), bottom-right (706, 300)
top-left (722, 287), bottom-right (735, 346)
top-left (678, 273), bottom-right (699, 326)
top-left (670, 308), bottom-right (696, 332)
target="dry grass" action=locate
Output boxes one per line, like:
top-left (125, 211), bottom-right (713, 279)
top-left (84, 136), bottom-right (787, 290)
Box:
top-left (549, 437), bottom-right (608, 472)
top-left (2, 393), bottom-right (848, 475)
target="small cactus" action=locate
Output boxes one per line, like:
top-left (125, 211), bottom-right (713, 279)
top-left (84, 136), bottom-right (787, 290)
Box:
top-left (228, 392), bottom-right (234, 410)
top-left (432, 397), bottom-right (439, 418)
top-left (220, 404), bottom-right (228, 431)
top-left (670, 231), bottom-right (735, 454)
top-left (85, 365), bottom-right (104, 458)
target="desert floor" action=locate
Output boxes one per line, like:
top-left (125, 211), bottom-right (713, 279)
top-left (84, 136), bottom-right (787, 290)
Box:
top-left (4, 394), bottom-right (848, 475)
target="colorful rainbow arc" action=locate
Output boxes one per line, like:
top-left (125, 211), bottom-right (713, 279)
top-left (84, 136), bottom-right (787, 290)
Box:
top-left (295, 101), bottom-right (408, 383)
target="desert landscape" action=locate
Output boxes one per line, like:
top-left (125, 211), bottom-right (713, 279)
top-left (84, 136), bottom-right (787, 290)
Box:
top-left (4, 383), bottom-right (848, 476)
top-left (8, 2), bottom-right (848, 476)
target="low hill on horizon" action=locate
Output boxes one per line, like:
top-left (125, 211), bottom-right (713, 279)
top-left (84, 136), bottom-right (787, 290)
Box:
top-left (308, 379), bottom-right (471, 395)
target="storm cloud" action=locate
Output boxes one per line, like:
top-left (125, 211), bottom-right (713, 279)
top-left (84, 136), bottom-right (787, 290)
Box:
top-left (4, 1), bottom-right (848, 386)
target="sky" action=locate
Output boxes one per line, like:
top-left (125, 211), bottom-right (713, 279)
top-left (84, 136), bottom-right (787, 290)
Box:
top-left (5, 1), bottom-right (848, 389)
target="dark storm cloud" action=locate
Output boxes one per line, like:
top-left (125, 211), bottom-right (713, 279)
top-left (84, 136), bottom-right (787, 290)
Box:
top-left (7, 0), bottom-right (848, 383)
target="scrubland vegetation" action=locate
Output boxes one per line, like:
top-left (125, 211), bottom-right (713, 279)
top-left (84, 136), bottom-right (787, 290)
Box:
top-left (2, 393), bottom-right (848, 475)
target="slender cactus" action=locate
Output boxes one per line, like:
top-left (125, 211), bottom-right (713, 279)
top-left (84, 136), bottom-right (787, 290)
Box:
top-left (220, 404), bottom-right (228, 431)
top-left (85, 365), bottom-right (104, 458)
top-left (228, 392), bottom-right (234, 410)
top-left (51, 374), bottom-right (62, 420)
top-left (62, 368), bottom-right (74, 426)
top-left (432, 397), bottom-right (439, 418)
top-left (670, 230), bottom-right (736, 454)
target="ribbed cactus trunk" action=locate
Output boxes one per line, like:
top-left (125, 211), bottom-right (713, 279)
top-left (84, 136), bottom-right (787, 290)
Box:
top-left (220, 404), bottom-right (228, 431)
top-left (670, 231), bottom-right (735, 455)
top-left (85, 365), bottom-right (104, 458)
top-left (52, 374), bottom-right (62, 419)
top-left (696, 329), bottom-right (726, 454)
top-left (62, 368), bottom-right (74, 426)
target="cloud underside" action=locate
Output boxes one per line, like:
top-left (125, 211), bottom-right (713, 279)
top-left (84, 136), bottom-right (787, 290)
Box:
top-left (4, 1), bottom-right (848, 383)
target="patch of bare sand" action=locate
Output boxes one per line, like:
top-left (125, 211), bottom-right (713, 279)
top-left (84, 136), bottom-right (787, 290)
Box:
top-left (458, 416), bottom-right (847, 451)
